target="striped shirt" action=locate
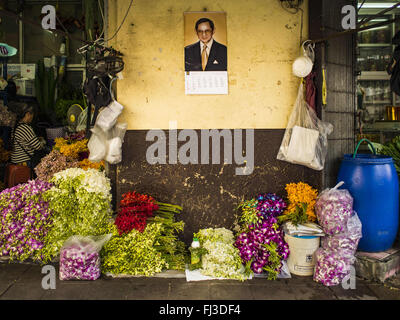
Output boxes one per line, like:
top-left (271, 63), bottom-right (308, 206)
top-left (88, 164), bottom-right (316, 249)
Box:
top-left (10, 123), bottom-right (42, 164)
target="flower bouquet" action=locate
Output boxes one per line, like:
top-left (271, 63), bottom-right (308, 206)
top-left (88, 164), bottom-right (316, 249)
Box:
top-left (194, 228), bottom-right (248, 281)
top-left (35, 149), bottom-right (80, 182)
top-left (278, 182), bottom-right (318, 226)
top-left (0, 180), bottom-right (53, 262)
top-left (53, 136), bottom-right (89, 160)
top-left (147, 202), bottom-right (187, 271)
top-left (102, 191), bottom-right (187, 275)
top-left (235, 194), bottom-right (290, 280)
top-left (101, 223), bottom-right (167, 276)
top-left (41, 168), bottom-right (113, 262)
top-left (114, 191), bottom-right (159, 235)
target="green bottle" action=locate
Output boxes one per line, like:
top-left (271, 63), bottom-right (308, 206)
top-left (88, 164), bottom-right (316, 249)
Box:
top-left (190, 237), bottom-right (201, 265)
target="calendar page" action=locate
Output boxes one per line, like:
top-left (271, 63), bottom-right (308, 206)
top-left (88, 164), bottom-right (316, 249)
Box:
top-left (185, 71), bottom-right (228, 95)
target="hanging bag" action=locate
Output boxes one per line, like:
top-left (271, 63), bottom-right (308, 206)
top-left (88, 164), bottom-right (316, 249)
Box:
top-left (277, 81), bottom-right (333, 170)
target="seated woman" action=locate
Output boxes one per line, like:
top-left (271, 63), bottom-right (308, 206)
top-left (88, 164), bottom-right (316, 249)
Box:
top-left (10, 104), bottom-right (47, 172)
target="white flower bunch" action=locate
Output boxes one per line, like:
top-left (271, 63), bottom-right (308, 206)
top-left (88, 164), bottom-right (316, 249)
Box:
top-left (195, 228), bottom-right (247, 281)
top-left (196, 227), bottom-right (235, 244)
top-left (52, 168), bottom-right (111, 198)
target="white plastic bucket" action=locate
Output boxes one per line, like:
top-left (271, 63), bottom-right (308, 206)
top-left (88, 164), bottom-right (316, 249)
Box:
top-left (285, 234), bottom-right (320, 276)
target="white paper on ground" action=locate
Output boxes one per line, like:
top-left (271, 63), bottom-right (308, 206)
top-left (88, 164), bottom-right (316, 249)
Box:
top-left (185, 268), bottom-right (253, 282)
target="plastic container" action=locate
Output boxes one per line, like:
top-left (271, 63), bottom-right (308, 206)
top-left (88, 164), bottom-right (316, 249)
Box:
top-left (190, 238), bottom-right (201, 265)
top-left (337, 139), bottom-right (399, 252)
top-left (284, 234), bottom-right (320, 276)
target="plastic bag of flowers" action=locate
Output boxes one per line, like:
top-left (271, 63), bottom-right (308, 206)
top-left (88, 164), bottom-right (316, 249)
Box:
top-left (320, 212), bottom-right (362, 260)
top-left (194, 228), bottom-right (249, 281)
top-left (59, 234), bottom-right (112, 281)
top-left (313, 212), bottom-right (362, 286)
top-left (315, 181), bottom-right (354, 235)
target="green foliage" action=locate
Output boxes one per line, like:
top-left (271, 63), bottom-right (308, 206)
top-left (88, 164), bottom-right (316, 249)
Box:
top-left (376, 136), bottom-right (400, 174)
top-left (277, 202), bottom-right (308, 226)
top-left (35, 59), bottom-right (58, 125)
top-left (237, 199), bottom-right (261, 232)
top-left (261, 242), bottom-right (282, 280)
top-left (101, 201), bottom-right (187, 276)
top-left (40, 170), bottom-right (112, 263)
top-left (101, 223), bottom-right (167, 276)
top-left (148, 202), bottom-right (187, 270)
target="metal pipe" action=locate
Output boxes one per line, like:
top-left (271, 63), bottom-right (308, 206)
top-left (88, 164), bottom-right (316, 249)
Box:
top-left (311, 16), bottom-right (400, 45)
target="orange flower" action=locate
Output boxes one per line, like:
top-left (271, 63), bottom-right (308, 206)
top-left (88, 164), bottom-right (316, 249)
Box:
top-left (54, 138), bottom-right (88, 159)
top-left (79, 158), bottom-right (105, 171)
top-left (284, 182), bottom-right (318, 221)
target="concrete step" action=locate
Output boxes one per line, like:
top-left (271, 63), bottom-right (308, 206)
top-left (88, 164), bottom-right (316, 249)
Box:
top-left (355, 246), bottom-right (400, 283)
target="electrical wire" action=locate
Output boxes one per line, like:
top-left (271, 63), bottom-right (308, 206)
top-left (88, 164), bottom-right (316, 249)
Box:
top-left (105, 0), bottom-right (134, 42)
top-left (280, 0), bottom-right (303, 14)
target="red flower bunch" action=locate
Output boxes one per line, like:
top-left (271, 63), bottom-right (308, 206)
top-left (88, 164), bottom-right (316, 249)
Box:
top-left (114, 191), bottom-right (159, 235)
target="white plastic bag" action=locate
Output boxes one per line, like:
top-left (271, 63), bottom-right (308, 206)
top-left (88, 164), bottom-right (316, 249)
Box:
top-left (59, 234), bottom-right (112, 281)
top-left (105, 137), bottom-right (122, 164)
top-left (88, 125), bottom-right (108, 162)
top-left (111, 122), bottom-right (128, 143)
top-left (315, 181), bottom-right (354, 235)
top-left (277, 82), bottom-right (333, 170)
top-left (96, 100), bottom-right (124, 132)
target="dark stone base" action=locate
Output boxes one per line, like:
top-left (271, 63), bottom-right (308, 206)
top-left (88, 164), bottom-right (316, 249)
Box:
top-left (112, 129), bottom-right (322, 244)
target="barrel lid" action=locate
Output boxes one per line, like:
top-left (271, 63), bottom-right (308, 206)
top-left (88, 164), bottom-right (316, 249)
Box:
top-left (292, 235), bottom-right (319, 239)
top-left (342, 153), bottom-right (394, 164)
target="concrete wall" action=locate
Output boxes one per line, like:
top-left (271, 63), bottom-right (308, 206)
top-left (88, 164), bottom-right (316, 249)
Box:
top-left (106, 0), bottom-right (322, 243)
top-left (107, 0), bottom-right (309, 130)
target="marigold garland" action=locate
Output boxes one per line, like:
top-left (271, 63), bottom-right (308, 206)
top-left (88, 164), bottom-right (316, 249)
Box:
top-left (53, 137), bottom-right (89, 159)
top-left (79, 158), bottom-right (105, 171)
top-left (283, 182), bottom-right (318, 222)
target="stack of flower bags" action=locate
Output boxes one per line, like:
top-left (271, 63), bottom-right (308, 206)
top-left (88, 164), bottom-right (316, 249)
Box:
top-left (313, 182), bottom-right (362, 286)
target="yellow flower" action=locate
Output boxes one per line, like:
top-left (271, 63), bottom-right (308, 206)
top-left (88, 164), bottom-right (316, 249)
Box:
top-left (284, 182), bottom-right (318, 222)
top-left (79, 158), bottom-right (105, 171)
top-left (54, 138), bottom-right (88, 159)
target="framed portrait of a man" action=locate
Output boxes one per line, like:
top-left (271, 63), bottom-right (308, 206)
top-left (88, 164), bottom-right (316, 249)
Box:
top-left (184, 12), bottom-right (228, 94)
top-left (184, 12), bottom-right (227, 72)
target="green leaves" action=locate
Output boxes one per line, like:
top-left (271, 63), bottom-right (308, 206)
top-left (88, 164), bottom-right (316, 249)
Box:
top-left (261, 241), bottom-right (282, 280)
top-left (277, 202), bottom-right (308, 226)
top-left (101, 223), bottom-right (167, 276)
top-left (34, 59), bottom-right (59, 124)
top-left (377, 136), bottom-right (400, 175)
top-left (40, 169), bottom-right (113, 263)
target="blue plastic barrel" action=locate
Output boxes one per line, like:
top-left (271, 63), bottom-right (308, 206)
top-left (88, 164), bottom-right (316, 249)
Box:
top-left (337, 139), bottom-right (399, 252)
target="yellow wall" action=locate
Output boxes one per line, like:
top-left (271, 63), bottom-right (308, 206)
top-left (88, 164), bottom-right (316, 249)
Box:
top-left (107, 0), bottom-right (308, 130)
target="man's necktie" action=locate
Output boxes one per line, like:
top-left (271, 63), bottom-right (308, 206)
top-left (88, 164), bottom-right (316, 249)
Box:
top-left (201, 45), bottom-right (208, 71)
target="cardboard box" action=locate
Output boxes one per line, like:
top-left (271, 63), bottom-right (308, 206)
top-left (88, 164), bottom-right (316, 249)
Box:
top-left (21, 64), bottom-right (36, 80)
top-left (14, 78), bottom-right (35, 97)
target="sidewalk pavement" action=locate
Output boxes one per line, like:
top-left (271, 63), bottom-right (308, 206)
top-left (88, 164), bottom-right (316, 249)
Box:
top-left (0, 261), bottom-right (399, 300)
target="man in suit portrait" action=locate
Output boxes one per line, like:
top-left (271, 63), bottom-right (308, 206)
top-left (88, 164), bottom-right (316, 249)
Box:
top-left (185, 18), bottom-right (227, 72)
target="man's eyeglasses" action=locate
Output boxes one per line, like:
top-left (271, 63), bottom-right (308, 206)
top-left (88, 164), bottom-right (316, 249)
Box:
top-left (197, 29), bottom-right (212, 35)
